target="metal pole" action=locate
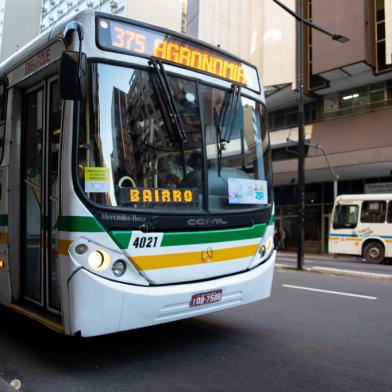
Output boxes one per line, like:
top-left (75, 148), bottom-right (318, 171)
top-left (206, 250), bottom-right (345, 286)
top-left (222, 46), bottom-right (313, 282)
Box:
top-left (271, 0), bottom-right (348, 271)
top-left (333, 179), bottom-right (338, 200)
top-left (297, 0), bottom-right (305, 270)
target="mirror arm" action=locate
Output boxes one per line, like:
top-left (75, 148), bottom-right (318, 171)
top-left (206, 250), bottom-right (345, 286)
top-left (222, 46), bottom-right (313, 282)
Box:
top-left (63, 22), bottom-right (84, 81)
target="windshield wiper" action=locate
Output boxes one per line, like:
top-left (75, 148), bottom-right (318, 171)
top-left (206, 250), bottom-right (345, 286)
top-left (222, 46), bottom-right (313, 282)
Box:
top-left (213, 107), bottom-right (225, 177)
top-left (149, 59), bottom-right (187, 178)
top-left (149, 59), bottom-right (187, 143)
top-left (213, 85), bottom-right (241, 177)
top-left (222, 84), bottom-right (241, 144)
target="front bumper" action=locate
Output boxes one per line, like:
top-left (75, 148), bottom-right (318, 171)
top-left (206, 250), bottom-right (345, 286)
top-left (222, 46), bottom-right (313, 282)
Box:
top-left (68, 251), bottom-right (276, 337)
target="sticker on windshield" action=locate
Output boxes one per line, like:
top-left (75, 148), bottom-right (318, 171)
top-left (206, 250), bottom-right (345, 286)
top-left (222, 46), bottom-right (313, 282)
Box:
top-left (228, 178), bottom-right (268, 204)
top-left (85, 167), bottom-right (110, 193)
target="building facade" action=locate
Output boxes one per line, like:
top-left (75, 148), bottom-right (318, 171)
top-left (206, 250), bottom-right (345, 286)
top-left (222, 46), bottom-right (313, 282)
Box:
top-left (188, 0), bottom-right (392, 253)
top-left (40, 0), bottom-right (126, 33)
top-left (40, 0), bottom-right (185, 34)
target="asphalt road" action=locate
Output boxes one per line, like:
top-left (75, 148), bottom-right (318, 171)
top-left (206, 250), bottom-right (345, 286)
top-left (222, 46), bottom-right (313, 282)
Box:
top-left (0, 269), bottom-right (391, 392)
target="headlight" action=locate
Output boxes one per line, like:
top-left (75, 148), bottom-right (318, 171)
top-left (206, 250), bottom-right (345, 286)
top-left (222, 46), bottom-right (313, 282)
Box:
top-left (88, 250), bottom-right (110, 271)
top-left (75, 243), bottom-right (88, 255)
top-left (265, 236), bottom-right (273, 253)
top-left (258, 236), bottom-right (273, 257)
top-left (112, 259), bottom-right (127, 277)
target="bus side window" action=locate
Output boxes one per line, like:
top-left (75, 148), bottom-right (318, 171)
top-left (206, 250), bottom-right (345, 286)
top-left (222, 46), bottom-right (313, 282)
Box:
top-left (388, 201), bottom-right (392, 224)
top-left (360, 201), bottom-right (386, 223)
top-left (0, 83), bottom-right (6, 163)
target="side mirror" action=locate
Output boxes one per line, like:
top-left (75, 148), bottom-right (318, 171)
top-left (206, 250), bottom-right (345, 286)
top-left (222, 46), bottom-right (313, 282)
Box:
top-left (59, 51), bottom-right (87, 101)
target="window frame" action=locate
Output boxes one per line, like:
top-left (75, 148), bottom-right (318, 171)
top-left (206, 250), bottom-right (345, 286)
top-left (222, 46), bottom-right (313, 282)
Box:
top-left (0, 80), bottom-right (8, 164)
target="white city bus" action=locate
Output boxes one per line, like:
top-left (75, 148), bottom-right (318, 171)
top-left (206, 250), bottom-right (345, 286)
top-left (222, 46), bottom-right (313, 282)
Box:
top-left (0, 10), bottom-right (275, 336)
top-left (329, 194), bottom-right (392, 263)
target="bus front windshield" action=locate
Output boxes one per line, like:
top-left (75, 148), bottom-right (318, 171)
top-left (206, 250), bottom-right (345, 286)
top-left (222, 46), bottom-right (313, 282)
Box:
top-left (77, 63), bottom-right (271, 214)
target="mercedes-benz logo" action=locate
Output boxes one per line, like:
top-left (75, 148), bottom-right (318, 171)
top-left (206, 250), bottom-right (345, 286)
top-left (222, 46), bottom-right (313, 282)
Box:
top-left (201, 247), bottom-right (213, 263)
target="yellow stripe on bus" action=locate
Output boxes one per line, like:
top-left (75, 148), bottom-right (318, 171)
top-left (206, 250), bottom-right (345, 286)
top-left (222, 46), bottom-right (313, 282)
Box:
top-left (130, 244), bottom-right (259, 271)
top-left (0, 232), bottom-right (8, 244)
top-left (58, 239), bottom-right (73, 255)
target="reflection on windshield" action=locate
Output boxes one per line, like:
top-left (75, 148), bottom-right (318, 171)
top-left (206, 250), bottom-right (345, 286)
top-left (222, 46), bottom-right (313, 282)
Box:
top-left (198, 84), bottom-right (270, 211)
top-left (77, 63), bottom-right (271, 213)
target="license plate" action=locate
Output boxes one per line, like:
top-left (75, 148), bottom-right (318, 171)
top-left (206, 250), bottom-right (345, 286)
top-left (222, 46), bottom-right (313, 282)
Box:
top-left (190, 289), bottom-right (223, 307)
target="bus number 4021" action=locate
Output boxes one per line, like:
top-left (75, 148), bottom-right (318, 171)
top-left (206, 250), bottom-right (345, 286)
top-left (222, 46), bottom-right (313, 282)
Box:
top-left (132, 236), bottom-right (159, 248)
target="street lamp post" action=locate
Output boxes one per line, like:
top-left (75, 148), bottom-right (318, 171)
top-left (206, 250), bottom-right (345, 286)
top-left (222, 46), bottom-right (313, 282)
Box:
top-left (297, 0), bottom-right (305, 270)
top-left (271, 0), bottom-right (349, 270)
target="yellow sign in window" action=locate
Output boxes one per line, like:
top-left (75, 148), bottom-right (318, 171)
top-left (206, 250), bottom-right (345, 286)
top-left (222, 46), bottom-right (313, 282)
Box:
top-left (85, 167), bottom-right (110, 193)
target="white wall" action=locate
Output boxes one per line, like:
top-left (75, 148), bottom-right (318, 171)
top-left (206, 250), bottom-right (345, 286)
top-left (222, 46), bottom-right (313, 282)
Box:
top-left (262, 0), bottom-right (296, 87)
top-left (0, 0), bottom-right (41, 61)
top-left (187, 0), bottom-right (296, 88)
top-left (125, 0), bottom-right (183, 31)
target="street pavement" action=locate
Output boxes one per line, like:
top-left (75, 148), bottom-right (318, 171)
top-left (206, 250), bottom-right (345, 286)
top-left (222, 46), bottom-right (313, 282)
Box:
top-left (277, 252), bottom-right (392, 277)
top-left (0, 268), bottom-right (391, 392)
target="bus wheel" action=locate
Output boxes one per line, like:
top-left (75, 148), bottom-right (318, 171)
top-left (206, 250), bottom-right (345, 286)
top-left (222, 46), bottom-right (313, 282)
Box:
top-left (364, 242), bottom-right (385, 264)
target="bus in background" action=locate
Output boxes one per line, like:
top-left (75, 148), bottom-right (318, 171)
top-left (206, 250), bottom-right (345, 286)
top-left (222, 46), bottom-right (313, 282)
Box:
top-left (0, 10), bottom-right (275, 336)
top-left (329, 194), bottom-right (392, 263)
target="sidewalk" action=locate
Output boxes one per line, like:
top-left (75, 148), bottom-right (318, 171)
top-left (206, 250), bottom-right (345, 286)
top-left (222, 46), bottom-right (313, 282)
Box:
top-left (276, 251), bottom-right (392, 281)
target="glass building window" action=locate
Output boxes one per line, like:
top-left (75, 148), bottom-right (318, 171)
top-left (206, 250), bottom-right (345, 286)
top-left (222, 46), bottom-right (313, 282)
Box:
top-left (321, 81), bottom-right (392, 120)
top-left (388, 201), bottom-right (392, 223)
top-left (375, 0), bottom-right (392, 72)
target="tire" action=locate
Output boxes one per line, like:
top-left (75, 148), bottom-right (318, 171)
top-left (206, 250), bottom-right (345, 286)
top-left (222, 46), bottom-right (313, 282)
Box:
top-left (364, 242), bottom-right (385, 264)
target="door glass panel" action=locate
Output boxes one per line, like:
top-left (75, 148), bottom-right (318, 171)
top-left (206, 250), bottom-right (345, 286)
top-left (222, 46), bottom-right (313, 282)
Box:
top-left (23, 88), bottom-right (44, 303)
top-left (48, 80), bottom-right (61, 310)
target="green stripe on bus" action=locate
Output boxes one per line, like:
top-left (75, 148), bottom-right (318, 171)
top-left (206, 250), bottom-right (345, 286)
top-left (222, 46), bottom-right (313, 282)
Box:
top-left (110, 231), bottom-right (132, 250)
top-left (59, 216), bottom-right (105, 232)
top-left (111, 224), bottom-right (267, 250)
top-left (161, 224), bottom-right (266, 247)
top-left (0, 215), bottom-right (8, 226)
top-left (269, 215), bottom-right (275, 225)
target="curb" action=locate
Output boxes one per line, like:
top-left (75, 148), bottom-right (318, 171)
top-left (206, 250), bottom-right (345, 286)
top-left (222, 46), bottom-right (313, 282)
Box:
top-left (276, 252), bottom-right (363, 263)
top-left (0, 377), bottom-right (16, 392)
top-left (275, 263), bottom-right (392, 281)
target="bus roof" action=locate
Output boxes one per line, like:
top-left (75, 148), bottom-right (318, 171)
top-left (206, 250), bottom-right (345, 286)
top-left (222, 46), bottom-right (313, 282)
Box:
top-left (0, 9), bottom-right (260, 88)
top-left (336, 194), bottom-right (392, 202)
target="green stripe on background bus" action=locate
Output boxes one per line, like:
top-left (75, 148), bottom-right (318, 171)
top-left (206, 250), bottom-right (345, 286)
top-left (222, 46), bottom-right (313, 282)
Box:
top-left (59, 216), bottom-right (105, 232)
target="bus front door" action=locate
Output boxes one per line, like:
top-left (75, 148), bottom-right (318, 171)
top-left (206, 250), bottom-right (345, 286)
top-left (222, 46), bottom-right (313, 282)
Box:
top-left (21, 78), bottom-right (61, 313)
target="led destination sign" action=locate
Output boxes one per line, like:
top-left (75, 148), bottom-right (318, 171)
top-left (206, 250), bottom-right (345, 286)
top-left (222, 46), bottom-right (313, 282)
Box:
top-left (97, 18), bottom-right (260, 91)
top-left (120, 188), bottom-right (197, 205)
